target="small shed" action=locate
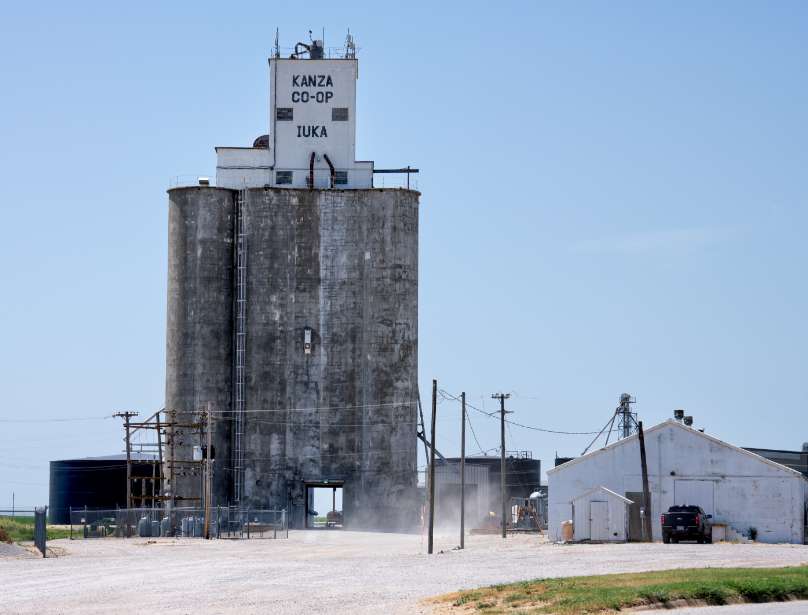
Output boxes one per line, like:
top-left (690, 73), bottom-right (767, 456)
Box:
top-left (571, 486), bottom-right (633, 542)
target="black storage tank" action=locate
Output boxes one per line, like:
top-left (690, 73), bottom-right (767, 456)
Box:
top-left (48, 454), bottom-right (155, 524)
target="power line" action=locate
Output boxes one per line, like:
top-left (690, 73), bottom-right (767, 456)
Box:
top-left (438, 390), bottom-right (607, 435)
top-left (465, 411), bottom-right (485, 455)
top-left (0, 416), bottom-right (113, 423)
top-left (0, 401), bottom-right (415, 427)
top-left (212, 401), bottom-right (415, 414)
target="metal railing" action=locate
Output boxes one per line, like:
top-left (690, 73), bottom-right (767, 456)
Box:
top-left (69, 507), bottom-right (287, 540)
top-left (168, 174), bottom-right (213, 189)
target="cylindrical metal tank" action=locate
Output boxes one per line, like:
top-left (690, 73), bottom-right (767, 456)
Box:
top-left (165, 187), bottom-right (235, 507)
top-left (49, 458), bottom-right (126, 524)
top-left (48, 455), bottom-right (154, 524)
top-left (137, 516), bottom-right (152, 537)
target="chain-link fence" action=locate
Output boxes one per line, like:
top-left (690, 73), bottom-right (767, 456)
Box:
top-left (69, 507), bottom-right (287, 540)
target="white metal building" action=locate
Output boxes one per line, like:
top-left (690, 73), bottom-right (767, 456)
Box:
top-left (570, 486), bottom-right (633, 542)
top-left (548, 419), bottom-right (808, 544)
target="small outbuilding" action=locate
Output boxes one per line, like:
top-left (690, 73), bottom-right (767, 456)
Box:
top-left (548, 419), bottom-right (808, 544)
top-left (570, 486), bottom-right (633, 542)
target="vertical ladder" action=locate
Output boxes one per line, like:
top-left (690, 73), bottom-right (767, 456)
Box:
top-left (233, 188), bottom-right (248, 504)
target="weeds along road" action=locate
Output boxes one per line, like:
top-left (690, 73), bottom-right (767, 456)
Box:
top-left (2, 531), bottom-right (807, 614)
top-left (636, 602), bottom-right (808, 614)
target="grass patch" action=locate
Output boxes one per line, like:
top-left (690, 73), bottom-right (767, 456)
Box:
top-left (436, 566), bottom-right (808, 613)
top-left (0, 516), bottom-right (71, 542)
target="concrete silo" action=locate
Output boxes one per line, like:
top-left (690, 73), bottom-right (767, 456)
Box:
top-left (164, 35), bottom-right (419, 529)
top-left (165, 187), bottom-right (235, 504)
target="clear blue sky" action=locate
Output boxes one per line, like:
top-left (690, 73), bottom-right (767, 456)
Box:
top-left (1, 1), bottom-right (806, 508)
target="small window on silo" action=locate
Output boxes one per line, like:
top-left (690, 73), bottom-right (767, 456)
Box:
top-left (332, 107), bottom-right (349, 121)
top-left (276, 107), bottom-right (293, 121)
top-left (276, 170), bottom-right (293, 185)
top-left (335, 171), bottom-right (348, 185)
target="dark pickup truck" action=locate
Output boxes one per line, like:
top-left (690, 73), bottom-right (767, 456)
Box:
top-left (661, 505), bottom-right (713, 543)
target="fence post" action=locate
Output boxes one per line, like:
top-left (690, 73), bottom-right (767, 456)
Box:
top-left (247, 507), bottom-right (250, 539)
top-left (34, 506), bottom-right (47, 557)
top-left (69, 506), bottom-right (73, 540)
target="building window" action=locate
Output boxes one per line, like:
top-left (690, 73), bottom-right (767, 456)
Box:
top-left (276, 170), bottom-right (293, 185)
top-left (335, 171), bottom-right (348, 185)
top-left (276, 107), bottom-right (293, 121)
top-left (332, 107), bottom-right (349, 121)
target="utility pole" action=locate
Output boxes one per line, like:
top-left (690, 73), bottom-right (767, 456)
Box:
top-left (156, 411), bottom-right (163, 510)
top-left (167, 408), bottom-right (176, 514)
top-left (114, 411), bottom-right (139, 509)
top-left (492, 393), bottom-right (511, 539)
top-left (638, 421), bottom-right (653, 542)
top-left (204, 403), bottom-right (213, 539)
top-left (459, 391), bottom-right (466, 550)
top-left (427, 379), bottom-right (437, 554)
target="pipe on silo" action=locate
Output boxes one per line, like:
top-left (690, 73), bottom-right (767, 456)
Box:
top-left (165, 187), bottom-right (235, 506)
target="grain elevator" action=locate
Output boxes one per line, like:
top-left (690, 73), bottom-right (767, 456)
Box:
top-left (165, 34), bottom-right (419, 529)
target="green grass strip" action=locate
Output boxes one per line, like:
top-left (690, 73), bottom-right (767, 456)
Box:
top-left (442, 566), bottom-right (808, 614)
top-left (0, 515), bottom-right (72, 542)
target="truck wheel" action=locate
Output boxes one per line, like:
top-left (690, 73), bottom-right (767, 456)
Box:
top-left (663, 534), bottom-right (671, 544)
top-left (697, 537), bottom-right (704, 544)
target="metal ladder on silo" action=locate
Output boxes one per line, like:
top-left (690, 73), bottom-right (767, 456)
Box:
top-left (233, 187), bottom-right (248, 504)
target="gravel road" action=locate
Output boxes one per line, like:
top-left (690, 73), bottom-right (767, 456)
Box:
top-left (0, 542), bottom-right (34, 559)
top-left (2, 531), bottom-right (807, 614)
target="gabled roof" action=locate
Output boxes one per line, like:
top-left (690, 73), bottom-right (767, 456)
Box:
top-left (571, 485), bottom-right (633, 504)
top-left (547, 419), bottom-right (807, 479)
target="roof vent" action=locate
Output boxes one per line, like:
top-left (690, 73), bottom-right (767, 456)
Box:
top-left (802, 442), bottom-right (808, 452)
top-left (253, 134), bottom-right (269, 148)
top-left (683, 416), bottom-right (694, 427)
top-left (673, 409), bottom-right (685, 422)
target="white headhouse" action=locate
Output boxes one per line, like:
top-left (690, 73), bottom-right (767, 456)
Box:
top-left (216, 35), bottom-right (373, 190)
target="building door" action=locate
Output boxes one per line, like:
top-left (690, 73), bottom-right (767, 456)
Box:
top-left (625, 491), bottom-right (644, 541)
top-left (674, 480), bottom-right (715, 516)
top-left (590, 501), bottom-right (609, 541)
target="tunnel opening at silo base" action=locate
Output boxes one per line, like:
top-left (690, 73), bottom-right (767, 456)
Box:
top-left (305, 482), bottom-right (344, 529)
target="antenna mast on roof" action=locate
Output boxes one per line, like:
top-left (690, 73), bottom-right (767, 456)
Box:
top-left (345, 29), bottom-right (356, 59)
top-left (274, 28), bottom-right (280, 59)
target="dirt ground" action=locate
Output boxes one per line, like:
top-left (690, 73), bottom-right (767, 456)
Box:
top-left (2, 531), bottom-right (807, 614)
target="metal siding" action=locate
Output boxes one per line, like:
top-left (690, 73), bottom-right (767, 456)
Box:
top-left (674, 479), bottom-right (715, 515)
top-left (549, 421), bottom-right (808, 543)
